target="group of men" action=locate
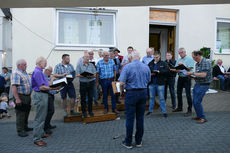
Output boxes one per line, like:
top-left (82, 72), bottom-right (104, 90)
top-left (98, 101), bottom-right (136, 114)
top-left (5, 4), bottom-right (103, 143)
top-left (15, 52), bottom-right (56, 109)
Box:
top-left (9, 45), bottom-right (214, 148)
top-left (120, 48), bottom-right (212, 149)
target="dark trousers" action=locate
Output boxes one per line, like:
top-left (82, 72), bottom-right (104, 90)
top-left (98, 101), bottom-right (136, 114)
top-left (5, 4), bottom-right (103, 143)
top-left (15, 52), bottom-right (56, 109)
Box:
top-left (0, 87), bottom-right (5, 96)
top-left (80, 81), bottom-right (94, 114)
top-left (177, 77), bottom-right (192, 111)
top-left (100, 79), bottom-right (116, 110)
top-left (15, 94), bottom-right (31, 133)
top-left (164, 77), bottom-right (176, 108)
top-left (44, 94), bottom-right (55, 130)
top-left (125, 89), bottom-right (147, 146)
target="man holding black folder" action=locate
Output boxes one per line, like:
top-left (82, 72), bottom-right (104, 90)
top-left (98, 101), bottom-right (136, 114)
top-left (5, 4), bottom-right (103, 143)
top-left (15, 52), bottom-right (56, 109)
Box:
top-left (76, 52), bottom-right (96, 118)
top-left (54, 54), bottom-right (79, 117)
top-left (171, 48), bottom-right (194, 117)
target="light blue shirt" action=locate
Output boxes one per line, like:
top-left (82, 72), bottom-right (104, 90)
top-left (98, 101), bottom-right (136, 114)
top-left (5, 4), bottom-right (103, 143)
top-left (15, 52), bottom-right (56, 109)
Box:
top-left (176, 55), bottom-right (194, 77)
top-left (119, 60), bottom-right (151, 90)
top-left (142, 55), bottom-right (154, 65)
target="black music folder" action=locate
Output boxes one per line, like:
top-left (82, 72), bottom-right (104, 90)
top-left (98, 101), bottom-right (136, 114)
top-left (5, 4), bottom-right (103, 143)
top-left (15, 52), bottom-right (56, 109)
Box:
top-left (80, 71), bottom-right (94, 77)
top-left (175, 64), bottom-right (189, 71)
top-left (50, 77), bottom-right (67, 88)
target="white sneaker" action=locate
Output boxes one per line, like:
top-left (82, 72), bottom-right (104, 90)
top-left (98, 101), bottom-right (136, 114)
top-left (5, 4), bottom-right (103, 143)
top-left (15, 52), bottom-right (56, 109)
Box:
top-left (121, 141), bottom-right (133, 149)
top-left (135, 142), bottom-right (142, 148)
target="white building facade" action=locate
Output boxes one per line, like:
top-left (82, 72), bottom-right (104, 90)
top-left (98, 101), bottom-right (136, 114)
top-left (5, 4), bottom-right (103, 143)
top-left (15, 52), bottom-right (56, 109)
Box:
top-left (12, 5), bottom-right (230, 72)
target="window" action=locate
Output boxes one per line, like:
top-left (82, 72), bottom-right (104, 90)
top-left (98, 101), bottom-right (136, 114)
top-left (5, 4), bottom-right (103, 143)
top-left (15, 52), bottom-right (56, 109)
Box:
top-left (215, 18), bottom-right (230, 54)
top-left (56, 9), bottom-right (116, 49)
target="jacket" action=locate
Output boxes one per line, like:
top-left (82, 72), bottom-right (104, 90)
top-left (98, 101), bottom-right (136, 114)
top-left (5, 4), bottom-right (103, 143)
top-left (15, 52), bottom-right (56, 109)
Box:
top-left (213, 65), bottom-right (225, 77)
top-left (165, 59), bottom-right (177, 78)
top-left (148, 59), bottom-right (169, 85)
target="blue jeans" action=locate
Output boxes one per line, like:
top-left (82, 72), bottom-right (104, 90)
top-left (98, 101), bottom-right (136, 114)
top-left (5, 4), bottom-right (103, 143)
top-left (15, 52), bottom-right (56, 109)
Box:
top-left (100, 79), bottom-right (116, 110)
top-left (217, 75), bottom-right (226, 90)
top-left (148, 83), bottom-right (166, 114)
top-left (164, 78), bottom-right (176, 109)
top-left (125, 89), bottom-right (147, 146)
top-left (193, 84), bottom-right (209, 119)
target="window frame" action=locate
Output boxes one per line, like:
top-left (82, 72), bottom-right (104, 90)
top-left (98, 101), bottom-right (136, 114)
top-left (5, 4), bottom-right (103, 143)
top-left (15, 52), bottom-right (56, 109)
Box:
top-left (215, 18), bottom-right (230, 54)
top-left (55, 9), bottom-right (117, 50)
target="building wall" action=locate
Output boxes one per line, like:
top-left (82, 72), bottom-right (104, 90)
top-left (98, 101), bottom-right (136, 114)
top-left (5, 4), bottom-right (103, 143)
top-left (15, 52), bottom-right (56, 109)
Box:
top-left (12, 5), bottom-right (230, 72)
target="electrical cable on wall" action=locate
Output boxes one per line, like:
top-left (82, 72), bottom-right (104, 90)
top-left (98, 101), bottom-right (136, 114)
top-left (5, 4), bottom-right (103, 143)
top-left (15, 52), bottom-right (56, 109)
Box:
top-left (12, 16), bottom-right (55, 59)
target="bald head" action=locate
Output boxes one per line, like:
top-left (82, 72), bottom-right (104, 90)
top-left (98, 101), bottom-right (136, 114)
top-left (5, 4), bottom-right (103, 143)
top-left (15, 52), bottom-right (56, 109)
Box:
top-left (44, 66), bottom-right (53, 76)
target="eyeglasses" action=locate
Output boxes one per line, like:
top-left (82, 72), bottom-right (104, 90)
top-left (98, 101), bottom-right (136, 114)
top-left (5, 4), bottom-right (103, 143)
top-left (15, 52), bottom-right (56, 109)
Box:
top-left (154, 56), bottom-right (160, 59)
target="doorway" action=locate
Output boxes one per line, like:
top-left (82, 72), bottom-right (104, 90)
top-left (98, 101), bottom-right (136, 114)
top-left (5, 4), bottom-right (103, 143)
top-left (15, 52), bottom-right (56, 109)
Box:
top-left (149, 24), bottom-right (176, 60)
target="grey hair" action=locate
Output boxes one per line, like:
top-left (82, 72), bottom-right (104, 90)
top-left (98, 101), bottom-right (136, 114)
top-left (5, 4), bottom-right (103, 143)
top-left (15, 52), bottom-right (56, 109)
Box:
top-left (178, 47), bottom-right (186, 53)
top-left (102, 51), bottom-right (109, 56)
top-left (36, 56), bottom-right (46, 65)
top-left (146, 48), bottom-right (152, 52)
top-left (130, 51), bottom-right (141, 60)
top-left (16, 59), bottom-right (26, 66)
top-left (45, 66), bottom-right (53, 70)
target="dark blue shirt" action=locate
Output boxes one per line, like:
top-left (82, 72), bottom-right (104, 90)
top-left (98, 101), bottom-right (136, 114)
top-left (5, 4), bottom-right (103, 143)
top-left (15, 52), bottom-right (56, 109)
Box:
top-left (0, 75), bottom-right (6, 88)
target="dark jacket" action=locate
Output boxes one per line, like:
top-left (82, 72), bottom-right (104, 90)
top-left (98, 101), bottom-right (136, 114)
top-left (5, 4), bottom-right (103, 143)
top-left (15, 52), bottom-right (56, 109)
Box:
top-left (165, 59), bottom-right (177, 78)
top-left (148, 59), bottom-right (169, 85)
top-left (213, 65), bottom-right (225, 77)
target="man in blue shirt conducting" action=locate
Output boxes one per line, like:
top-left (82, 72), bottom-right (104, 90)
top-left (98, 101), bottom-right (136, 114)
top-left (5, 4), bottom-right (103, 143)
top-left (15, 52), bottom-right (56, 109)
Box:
top-left (119, 51), bottom-right (151, 149)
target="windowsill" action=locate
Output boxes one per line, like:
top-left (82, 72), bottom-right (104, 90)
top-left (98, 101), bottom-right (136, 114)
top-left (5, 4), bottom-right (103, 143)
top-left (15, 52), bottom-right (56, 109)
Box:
top-left (214, 52), bottom-right (230, 55)
top-left (55, 46), bottom-right (113, 51)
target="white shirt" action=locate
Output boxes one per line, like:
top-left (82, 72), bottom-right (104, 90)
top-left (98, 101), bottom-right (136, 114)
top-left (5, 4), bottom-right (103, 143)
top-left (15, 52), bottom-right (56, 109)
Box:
top-left (218, 65), bottom-right (225, 74)
top-left (95, 57), bottom-right (103, 65)
top-left (0, 101), bottom-right (8, 110)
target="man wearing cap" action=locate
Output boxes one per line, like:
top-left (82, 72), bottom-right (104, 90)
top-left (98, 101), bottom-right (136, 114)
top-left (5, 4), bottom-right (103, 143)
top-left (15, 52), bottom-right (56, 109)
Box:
top-left (114, 48), bottom-right (123, 63)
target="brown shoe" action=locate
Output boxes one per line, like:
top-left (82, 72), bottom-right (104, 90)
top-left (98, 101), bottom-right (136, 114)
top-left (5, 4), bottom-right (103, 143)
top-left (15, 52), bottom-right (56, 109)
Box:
top-left (192, 117), bottom-right (200, 120)
top-left (42, 134), bottom-right (51, 138)
top-left (112, 109), bottom-right (119, 114)
top-left (197, 118), bottom-right (207, 124)
top-left (34, 141), bottom-right (47, 146)
top-left (104, 109), bottom-right (108, 114)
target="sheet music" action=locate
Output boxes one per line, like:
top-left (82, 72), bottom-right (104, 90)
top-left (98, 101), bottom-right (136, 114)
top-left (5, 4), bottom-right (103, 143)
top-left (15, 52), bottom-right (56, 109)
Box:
top-left (116, 82), bottom-right (120, 93)
top-left (180, 69), bottom-right (188, 75)
top-left (66, 74), bottom-right (73, 78)
top-left (52, 77), bottom-right (67, 85)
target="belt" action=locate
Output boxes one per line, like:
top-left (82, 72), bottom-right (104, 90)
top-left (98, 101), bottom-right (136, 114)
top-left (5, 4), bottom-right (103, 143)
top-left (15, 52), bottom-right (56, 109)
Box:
top-left (35, 91), bottom-right (49, 94)
top-left (102, 77), bottom-right (114, 80)
top-left (197, 83), bottom-right (210, 85)
top-left (18, 93), bottom-right (31, 96)
top-left (126, 88), bottom-right (146, 91)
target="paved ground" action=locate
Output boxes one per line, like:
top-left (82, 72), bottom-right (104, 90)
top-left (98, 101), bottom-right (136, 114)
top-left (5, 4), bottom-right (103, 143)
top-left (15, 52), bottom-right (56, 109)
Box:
top-left (0, 90), bottom-right (230, 153)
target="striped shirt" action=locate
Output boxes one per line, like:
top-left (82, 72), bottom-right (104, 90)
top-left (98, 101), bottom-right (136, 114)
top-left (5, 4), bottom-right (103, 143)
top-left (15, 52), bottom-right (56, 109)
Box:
top-left (97, 59), bottom-right (116, 79)
top-left (11, 68), bottom-right (32, 95)
top-left (54, 62), bottom-right (76, 78)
